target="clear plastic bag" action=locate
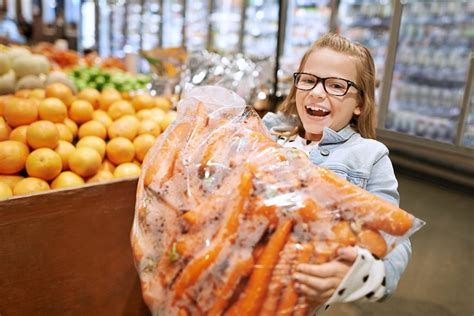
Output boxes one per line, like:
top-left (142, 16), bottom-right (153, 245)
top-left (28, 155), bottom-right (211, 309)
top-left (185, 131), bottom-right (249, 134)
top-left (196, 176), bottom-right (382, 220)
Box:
top-left (131, 86), bottom-right (424, 316)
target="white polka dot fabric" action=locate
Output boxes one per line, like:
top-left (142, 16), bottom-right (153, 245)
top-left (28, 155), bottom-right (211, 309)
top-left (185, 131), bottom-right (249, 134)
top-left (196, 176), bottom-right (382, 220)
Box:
top-left (312, 247), bottom-right (386, 315)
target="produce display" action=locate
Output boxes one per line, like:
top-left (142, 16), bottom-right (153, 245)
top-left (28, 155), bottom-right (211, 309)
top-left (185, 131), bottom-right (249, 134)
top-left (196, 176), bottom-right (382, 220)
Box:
top-left (131, 86), bottom-right (421, 315)
top-left (68, 65), bottom-right (152, 92)
top-left (0, 82), bottom-right (176, 200)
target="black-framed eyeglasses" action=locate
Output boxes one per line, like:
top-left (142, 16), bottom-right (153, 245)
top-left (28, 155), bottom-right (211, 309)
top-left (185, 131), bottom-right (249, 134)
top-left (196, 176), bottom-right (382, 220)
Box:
top-left (293, 72), bottom-right (361, 96)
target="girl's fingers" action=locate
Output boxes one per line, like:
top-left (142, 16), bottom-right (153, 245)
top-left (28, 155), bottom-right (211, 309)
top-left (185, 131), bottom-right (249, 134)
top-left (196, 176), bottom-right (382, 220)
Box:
top-left (296, 283), bottom-right (318, 298)
top-left (296, 283), bottom-right (334, 302)
top-left (293, 273), bottom-right (339, 292)
top-left (296, 261), bottom-right (350, 278)
top-left (337, 246), bottom-right (358, 262)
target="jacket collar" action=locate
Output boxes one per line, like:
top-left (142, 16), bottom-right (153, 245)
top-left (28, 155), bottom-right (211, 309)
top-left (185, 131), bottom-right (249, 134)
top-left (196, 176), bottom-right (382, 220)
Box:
top-left (319, 125), bottom-right (357, 145)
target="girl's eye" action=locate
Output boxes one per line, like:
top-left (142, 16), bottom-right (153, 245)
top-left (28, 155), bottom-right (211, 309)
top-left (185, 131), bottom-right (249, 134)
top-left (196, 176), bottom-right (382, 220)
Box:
top-left (328, 81), bottom-right (346, 90)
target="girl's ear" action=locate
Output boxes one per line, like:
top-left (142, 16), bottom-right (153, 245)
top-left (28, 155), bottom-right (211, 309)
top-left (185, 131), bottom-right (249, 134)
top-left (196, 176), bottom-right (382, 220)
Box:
top-left (353, 105), bottom-right (361, 116)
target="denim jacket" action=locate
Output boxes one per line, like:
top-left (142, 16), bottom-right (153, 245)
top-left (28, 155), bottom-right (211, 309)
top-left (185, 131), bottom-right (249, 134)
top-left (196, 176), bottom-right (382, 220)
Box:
top-left (262, 112), bottom-right (411, 299)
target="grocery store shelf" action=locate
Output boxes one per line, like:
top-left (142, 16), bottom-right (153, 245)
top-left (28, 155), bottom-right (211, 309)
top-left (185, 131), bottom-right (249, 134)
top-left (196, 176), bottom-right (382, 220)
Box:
top-left (377, 128), bottom-right (474, 189)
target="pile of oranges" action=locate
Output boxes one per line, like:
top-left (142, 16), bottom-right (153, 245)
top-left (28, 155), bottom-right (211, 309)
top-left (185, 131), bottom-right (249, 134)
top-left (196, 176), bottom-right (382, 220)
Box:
top-left (0, 82), bottom-right (176, 200)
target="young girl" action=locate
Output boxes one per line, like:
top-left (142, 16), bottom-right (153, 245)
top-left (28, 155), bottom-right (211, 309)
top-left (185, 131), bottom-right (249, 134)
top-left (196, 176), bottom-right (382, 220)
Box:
top-left (263, 33), bottom-right (411, 313)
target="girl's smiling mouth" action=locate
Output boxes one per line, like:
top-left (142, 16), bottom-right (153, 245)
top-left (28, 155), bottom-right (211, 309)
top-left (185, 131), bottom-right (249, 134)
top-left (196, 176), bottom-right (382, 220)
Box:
top-left (305, 105), bottom-right (331, 117)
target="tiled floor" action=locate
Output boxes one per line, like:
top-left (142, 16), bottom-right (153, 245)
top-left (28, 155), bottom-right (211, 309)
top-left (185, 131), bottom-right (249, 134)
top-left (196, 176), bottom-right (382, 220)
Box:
top-left (325, 171), bottom-right (474, 316)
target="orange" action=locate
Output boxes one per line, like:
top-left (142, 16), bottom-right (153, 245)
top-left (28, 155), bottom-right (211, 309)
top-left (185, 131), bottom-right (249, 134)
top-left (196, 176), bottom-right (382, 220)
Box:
top-left (55, 123), bottom-right (74, 143)
top-left (133, 134), bottom-right (156, 162)
top-left (0, 95), bottom-right (11, 116)
top-left (99, 89), bottom-right (122, 111)
top-left (30, 89), bottom-right (46, 100)
top-left (148, 108), bottom-right (166, 124)
top-left (107, 115), bottom-right (139, 140)
top-left (136, 109), bottom-right (152, 121)
top-left (132, 159), bottom-right (141, 166)
top-left (54, 140), bottom-right (75, 170)
top-left (92, 110), bottom-right (113, 128)
top-left (160, 111), bottom-right (177, 131)
top-left (108, 100), bottom-right (135, 120)
top-left (0, 117), bottom-right (12, 141)
top-left (0, 140), bottom-right (29, 174)
top-left (121, 91), bottom-right (132, 101)
top-left (78, 120), bottom-right (107, 139)
top-left (45, 83), bottom-right (73, 106)
top-left (63, 118), bottom-right (78, 138)
top-left (3, 97), bottom-right (38, 127)
top-left (13, 177), bottom-right (50, 195)
top-left (69, 100), bottom-right (94, 124)
top-left (9, 125), bottom-right (28, 144)
top-left (106, 137), bottom-right (135, 165)
top-left (51, 171), bottom-right (85, 189)
top-left (114, 162), bottom-right (141, 179)
top-left (15, 89), bottom-right (32, 98)
top-left (154, 96), bottom-right (173, 111)
top-left (25, 148), bottom-right (63, 181)
top-left (68, 147), bottom-right (102, 178)
top-left (0, 181), bottom-right (13, 200)
top-left (77, 88), bottom-right (101, 109)
top-left (76, 136), bottom-right (106, 159)
top-left (38, 97), bottom-right (68, 123)
top-left (138, 119), bottom-right (160, 136)
top-left (0, 175), bottom-right (24, 190)
top-left (87, 170), bottom-right (114, 183)
top-left (99, 159), bottom-right (116, 173)
top-left (26, 120), bottom-right (59, 149)
top-left (132, 94), bottom-right (155, 111)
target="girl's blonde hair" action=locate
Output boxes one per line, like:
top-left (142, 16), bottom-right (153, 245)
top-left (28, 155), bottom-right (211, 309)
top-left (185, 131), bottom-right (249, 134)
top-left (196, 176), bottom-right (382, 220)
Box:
top-left (279, 33), bottom-right (377, 139)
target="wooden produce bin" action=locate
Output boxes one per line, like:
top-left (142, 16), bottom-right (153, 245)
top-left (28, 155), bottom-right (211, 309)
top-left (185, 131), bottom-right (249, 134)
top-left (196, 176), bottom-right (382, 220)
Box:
top-left (0, 178), bottom-right (150, 316)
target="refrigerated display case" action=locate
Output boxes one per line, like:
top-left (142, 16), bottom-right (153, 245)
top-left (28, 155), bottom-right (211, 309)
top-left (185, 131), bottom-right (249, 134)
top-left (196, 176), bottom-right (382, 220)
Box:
top-left (184, 0), bottom-right (210, 51)
top-left (64, 0), bottom-right (80, 50)
top-left (124, 0), bottom-right (143, 54)
top-left (80, 0), bottom-right (95, 50)
top-left (377, 0), bottom-right (474, 187)
top-left (108, 0), bottom-right (126, 57)
top-left (209, 0), bottom-right (242, 54)
top-left (162, 0), bottom-right (184, 47)
top-left (336, 0), bottom-right (392, 103)
top-left (463, 93), bottom-right (474, 147)
top-left (243, 0), bottom-right (279, 58)
top-left (277, 0), bottom-right (333, 96)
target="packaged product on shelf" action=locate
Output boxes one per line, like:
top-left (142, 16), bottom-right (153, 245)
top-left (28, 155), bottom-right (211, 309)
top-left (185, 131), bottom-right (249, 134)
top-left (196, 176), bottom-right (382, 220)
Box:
top-left (141, 47), bottom-right (188, 96)
top-left (131, 85), bottom-right (423, 315)
top-left (179, 50), bottom-right (272, 107)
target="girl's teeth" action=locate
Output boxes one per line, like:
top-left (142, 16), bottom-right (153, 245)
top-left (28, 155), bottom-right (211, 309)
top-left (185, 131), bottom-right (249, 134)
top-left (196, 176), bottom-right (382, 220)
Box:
top-left (305, 105), bottom-right (330, 117)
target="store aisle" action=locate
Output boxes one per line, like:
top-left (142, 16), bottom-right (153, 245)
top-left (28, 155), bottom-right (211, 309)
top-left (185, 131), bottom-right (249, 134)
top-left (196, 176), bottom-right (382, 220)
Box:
top-left (325, 171), bottom-right (474, 316)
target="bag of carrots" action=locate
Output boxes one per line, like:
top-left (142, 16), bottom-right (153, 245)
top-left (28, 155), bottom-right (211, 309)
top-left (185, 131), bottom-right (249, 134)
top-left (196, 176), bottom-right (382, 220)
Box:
top-left (131, 86), bottom-right (423, 316)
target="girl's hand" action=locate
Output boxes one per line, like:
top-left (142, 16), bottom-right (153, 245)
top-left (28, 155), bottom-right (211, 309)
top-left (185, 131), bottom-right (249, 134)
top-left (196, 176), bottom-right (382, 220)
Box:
top-left (293, 246), bottom-right (358, 304)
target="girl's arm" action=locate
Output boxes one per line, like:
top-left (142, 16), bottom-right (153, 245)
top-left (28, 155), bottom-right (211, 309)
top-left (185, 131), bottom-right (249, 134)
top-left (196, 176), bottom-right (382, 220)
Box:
top-left (366, 151), bottom-right (411, 299)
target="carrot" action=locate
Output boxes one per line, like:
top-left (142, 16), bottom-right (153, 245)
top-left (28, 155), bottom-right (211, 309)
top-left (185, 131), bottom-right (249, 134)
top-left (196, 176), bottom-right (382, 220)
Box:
top-left (207, 256), bottom-right (255, 316)
top-left (357, 228), bottom-right (387, 258)
top-left (144, 102), bottom-right (208, 188)
top-left (178, 308), bottom-right (189, 316)
top-left (332, 220), bottom-right (357, 247)
top-left (144, 122), bottom-right (190, 187)
top-left (172, 172), bottom-right (252, 300)
top-left (316, 168), bottom-right (413, 236)
top-left (259, 241), bottom-right (296, 316)
top-left (276, 243), bottom-right (313, 315)
top-left (255, 203), bottom-right (278, 228)
top-left (293, 296), bottom-right (310, 316)
top-left (297, 198), bottom-right (325, 222)
top-left (182, 211), bottom-right (198, 226)
top-left (225, 219), bottom-right (293, 316)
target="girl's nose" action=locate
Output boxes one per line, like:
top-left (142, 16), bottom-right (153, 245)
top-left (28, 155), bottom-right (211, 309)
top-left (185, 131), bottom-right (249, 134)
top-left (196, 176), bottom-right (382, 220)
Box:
top-left (310, 81), bottom-right (326, 98)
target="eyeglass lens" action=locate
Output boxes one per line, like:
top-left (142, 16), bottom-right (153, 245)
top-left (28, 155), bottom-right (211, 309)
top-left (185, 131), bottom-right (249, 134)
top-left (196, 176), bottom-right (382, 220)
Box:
top-left (295, 73), bottom-right (349, 96)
